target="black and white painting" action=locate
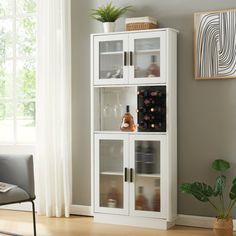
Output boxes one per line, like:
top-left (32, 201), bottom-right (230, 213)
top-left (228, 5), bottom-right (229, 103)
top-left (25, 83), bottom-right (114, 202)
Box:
top-left (194, 9), bottom-right (236, 79)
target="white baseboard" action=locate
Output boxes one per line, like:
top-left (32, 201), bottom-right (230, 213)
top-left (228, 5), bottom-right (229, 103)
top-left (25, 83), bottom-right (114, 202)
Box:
top-left (70, 205), bottom-right (92, 216)
top-left (2, 203), bottom-right (236, 231)
top-left (0, 203), bottom-right (92, 216)
top-left (176, 214), bottom-right (236, 231)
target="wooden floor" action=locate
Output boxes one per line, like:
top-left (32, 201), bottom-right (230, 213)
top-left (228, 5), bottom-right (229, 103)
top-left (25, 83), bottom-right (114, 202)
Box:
top-left (0, 210), bottom-right (227, 236)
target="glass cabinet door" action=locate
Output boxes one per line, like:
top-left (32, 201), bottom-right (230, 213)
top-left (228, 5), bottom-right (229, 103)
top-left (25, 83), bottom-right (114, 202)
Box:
top-left (129, 135), bottom-right (167, 218)
top-left (129, 32), bottom-right (166, 84)
top-left (94, 34), bottom-right (129, 85)
top-left (94, 134), bottom-right (129, 215)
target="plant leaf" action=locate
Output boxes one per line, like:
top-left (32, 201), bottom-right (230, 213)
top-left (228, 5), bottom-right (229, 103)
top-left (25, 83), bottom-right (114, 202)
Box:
top-left (229, 182), bottom-right (236, 200)
top-left (213, 175), bottom-right (226, 196)
top-left (180, 182), bottom-right (213, 202)
top-left (233, 177), bottom-right (236, 185)
top-left (180, 183), bottom-right (192, 194)
top-left (212, 159), bottom-right (230, 172)
top-left (90, 2), bottom-right (133, 22)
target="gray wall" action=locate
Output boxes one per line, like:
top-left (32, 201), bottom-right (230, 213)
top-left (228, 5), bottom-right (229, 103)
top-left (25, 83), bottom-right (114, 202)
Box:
top-left (71, 0), bottom-right (236, 217)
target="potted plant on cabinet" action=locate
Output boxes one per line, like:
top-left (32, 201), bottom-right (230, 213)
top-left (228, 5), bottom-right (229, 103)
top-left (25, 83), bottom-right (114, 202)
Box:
top-left (180, 159), bottom-right (236, 236)
top-left (91, 2), bottom-right (132, 33)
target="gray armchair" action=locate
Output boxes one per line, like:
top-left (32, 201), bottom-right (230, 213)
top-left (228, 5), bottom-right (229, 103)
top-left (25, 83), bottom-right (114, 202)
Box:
top-left (0, 154), bottom-right (36, 236)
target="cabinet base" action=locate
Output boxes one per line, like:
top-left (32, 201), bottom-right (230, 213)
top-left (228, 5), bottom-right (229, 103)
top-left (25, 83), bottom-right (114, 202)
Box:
top-left (94, 213), bottom-right (176, 230)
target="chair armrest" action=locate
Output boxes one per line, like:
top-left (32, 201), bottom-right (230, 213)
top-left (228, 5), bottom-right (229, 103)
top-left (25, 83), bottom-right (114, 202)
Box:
top-left (0, 154), bottom-right (35, 199)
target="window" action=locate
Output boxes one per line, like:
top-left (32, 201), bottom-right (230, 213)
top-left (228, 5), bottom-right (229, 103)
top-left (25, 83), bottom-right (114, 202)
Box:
top-left (0, 0), bottom-right (36, 144)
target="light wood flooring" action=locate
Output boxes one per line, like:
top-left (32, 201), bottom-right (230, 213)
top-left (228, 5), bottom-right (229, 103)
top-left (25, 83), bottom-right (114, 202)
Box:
top-left (0, 210), bottom-right (229, 236)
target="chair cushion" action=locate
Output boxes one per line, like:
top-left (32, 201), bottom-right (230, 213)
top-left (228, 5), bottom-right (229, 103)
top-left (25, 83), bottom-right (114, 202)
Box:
top-left (0, 187), bottom-right (30, 205)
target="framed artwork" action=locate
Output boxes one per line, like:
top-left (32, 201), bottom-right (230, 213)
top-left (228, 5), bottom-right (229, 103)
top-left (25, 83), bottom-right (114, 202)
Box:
top-left (194, 9), bottom-right (236, 80)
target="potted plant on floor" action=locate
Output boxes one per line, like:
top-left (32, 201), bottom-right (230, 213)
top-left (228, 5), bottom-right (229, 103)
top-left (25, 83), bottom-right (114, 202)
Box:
top-left (91, 2), bottom-right (132, 33)
top-left (180, 159), bottom-right (236, 236)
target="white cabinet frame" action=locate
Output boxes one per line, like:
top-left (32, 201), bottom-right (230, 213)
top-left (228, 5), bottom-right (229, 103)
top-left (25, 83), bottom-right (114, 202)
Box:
top-left (94, 34), bottom-right (129, 85)
top-left (129, 134), bottom-right (167, 218)
top-left (91, 28), bottom-right (178, 229)
top-left (128, 31), bottom-right (166, 84)
top-left (94, 133), bottom-right (129, 215)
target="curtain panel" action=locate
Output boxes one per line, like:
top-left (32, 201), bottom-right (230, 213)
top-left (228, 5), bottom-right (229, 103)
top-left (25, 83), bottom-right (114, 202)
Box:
top-left (36, 0), bottom-right (72, 217)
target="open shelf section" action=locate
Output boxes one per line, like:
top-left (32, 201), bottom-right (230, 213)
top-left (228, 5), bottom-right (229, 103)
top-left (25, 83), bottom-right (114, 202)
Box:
top-left (93, 86), bottom-right (137, 132)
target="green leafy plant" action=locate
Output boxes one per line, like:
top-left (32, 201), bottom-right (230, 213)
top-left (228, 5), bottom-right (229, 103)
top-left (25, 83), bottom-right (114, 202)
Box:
top-left (91, 2), bottom-right (132, 23)
top-left (180, 159), bottom-right (236, 219)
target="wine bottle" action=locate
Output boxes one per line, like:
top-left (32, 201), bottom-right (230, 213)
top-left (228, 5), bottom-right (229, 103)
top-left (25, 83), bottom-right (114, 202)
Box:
top-left (147, 55), bottom-right (160, 77)
top-left (135, 186), bottom-right (148, 210)
top-left (143, 114), bottom-right (151, 121)
top-left (135, 145), bottom-right (143, 174)
top-left (120, 105), bottom-right (136, 132)
top-left (144, 99), bottom-right (151, 106)
top-left (136, 107), bottom-right (147, 113)
top-left (142, 142), bottom-right (155, 174)
top-left (107, 181), bottom-right (119, 208)
top-left (150, 91), bottom-right (162, 97)
top-left (152, 179), bottom-right (161, 212)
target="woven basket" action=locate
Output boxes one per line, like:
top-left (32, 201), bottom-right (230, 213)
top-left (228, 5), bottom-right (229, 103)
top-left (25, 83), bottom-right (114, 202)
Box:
top-left (126, 22), bottom-right (158, 31)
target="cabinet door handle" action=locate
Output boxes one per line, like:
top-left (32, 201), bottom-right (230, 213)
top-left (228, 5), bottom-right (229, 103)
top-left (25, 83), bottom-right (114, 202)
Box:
top-left (130, 51), bottom-right (133, 66)
top-left (124, 168), bottom-right (128, 182)
top-left (130, 168), bottom-right (134, 182)
top-left (124, 51), bottom-right (127, 66)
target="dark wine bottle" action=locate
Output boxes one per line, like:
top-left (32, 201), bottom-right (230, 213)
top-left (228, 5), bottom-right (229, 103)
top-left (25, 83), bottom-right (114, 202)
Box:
top-left (142, 142), bottom-right (155, 174)
top-left (152, 179), bottom-right (160, 212)
top-left (135, 145), bottom-right (143, 174)
top-left (150, 91), bottom-right (162, 97)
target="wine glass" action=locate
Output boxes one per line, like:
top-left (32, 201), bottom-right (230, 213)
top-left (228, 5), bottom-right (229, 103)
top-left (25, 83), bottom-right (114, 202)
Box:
top-left (113, 91), bottom-right (123, 118)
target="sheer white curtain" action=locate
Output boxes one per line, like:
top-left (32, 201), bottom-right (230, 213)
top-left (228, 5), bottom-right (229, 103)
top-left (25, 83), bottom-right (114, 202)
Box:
top-left (36, 0), bottom-right (72, 217)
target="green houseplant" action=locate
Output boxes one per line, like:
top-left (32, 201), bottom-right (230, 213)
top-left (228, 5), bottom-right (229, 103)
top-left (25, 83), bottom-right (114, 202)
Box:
top-left (180, 159), bottom-right (236, 235)
top-left (91, 2), bottom-right (132, 33)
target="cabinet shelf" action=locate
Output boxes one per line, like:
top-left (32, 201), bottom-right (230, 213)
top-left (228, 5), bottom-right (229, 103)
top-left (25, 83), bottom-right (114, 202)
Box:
top-left (135, 49), bottom-right (160, 54)
top-left (94, 131), bottom-right (167, 135)
top-left (100, 51), bottom-right (123, 55)
top-left (136, 173), bottom-right (160, 178)
top-left (100, 171), bottom-right (123, 176)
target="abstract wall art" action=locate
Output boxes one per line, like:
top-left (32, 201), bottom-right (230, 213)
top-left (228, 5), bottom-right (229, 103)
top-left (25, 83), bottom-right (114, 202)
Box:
top-left (194, 9), bottom-right (236, 79)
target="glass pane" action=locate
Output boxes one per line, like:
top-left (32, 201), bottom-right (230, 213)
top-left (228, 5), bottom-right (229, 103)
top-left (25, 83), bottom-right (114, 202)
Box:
top-left (0, 101), bottom-right (13, 142)
top-left (16, 101), bottom-right (35, 143)
top-left (16, 16), bottom-right (36, 58)
top-left (135, 140), bottom-right (161, 212)
top-left (16, 0), bottom-right (36, 15)
top-left (16, 58), bottom-right (36, 99)
top-left (0, 60), bottom-right (13, 99)
top-left (0, 0), bottom-right (13, 17)
top-left (99, 139), bottom-right (124, 209)
top-left (99, 41), bottom-right (123, 80)
top-left (134, 38), bottom-right (160, 78)
top-left (0, 19), bottom-right (13, 59)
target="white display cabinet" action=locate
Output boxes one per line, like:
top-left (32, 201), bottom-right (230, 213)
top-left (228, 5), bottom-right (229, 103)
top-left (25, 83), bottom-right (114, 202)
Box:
top-left (91, 28), bottom-right (178, 229)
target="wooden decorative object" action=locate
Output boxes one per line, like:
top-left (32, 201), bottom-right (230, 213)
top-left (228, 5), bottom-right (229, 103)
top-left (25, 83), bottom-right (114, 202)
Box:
top-left (194, 9), bottom-right (236, 80)
top-left (125, 17), bottom-right (158, 31)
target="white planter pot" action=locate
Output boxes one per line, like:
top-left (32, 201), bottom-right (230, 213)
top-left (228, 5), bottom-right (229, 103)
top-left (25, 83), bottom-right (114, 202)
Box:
top-left (103, 22), bottom-right (116, 33)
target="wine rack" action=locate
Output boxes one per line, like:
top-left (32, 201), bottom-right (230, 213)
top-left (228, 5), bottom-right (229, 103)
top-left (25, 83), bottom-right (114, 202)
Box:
top-left (137, 86), bottom-right (166, 132)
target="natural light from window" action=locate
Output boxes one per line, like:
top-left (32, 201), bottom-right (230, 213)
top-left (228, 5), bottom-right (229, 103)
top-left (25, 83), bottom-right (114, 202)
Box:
top-left (0, 0), bottom-right (36, 144)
